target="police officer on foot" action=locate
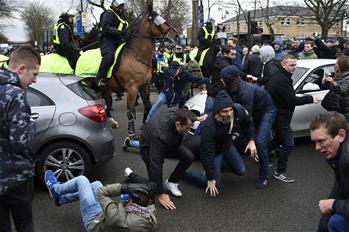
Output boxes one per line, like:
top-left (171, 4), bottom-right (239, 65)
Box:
top-left (195, 18), bottom-right (216, 62)
top-left (97, 0), bottom-right (128, 87)
top-left (53, 8), bottom-right (80, 69)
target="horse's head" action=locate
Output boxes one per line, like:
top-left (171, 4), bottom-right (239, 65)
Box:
top-left (139, 4), bottom-right (177, 39)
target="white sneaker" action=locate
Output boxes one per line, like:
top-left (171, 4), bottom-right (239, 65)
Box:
top-left (165, 179), bottom-right (182, 197)
top-left (124, 167), bottom-right (133, 177)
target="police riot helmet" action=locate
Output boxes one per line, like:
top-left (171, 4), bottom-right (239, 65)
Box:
top-left (60, 8), bottom-right (76, 18)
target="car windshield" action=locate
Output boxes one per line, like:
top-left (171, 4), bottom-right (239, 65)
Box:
top-left (291, 67), bottom-right (309, 85)
top-left (67, 81), bottom-right (100, 100)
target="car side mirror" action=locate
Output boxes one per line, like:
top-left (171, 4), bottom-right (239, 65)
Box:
top-left (302, 83), bottom-right (320, 91)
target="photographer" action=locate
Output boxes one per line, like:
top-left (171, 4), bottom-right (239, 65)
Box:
top-left (44, 168), bottom-right (157, 232)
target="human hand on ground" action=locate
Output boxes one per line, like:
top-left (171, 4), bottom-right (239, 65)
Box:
top-left (159, 194), bottom-right (176, 210)
top-left (205, 180), bottom-right (219, 197)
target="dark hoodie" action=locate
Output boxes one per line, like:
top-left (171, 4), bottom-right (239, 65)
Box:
top-left (220, 66), bottom-right (276, 122)
top-left (200, 91), bottom-right (255, 180)
top-left (0, 68), bottom-right (36, 195)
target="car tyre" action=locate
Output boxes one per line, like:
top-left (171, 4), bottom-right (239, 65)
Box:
top-left (36, 141), bottom-right (92, 183)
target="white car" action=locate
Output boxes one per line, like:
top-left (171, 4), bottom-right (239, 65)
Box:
top-left (184, 59), bottom-right (336, 138)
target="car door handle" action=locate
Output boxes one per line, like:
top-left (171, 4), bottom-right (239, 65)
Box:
top-left (30, 113), bottom-right (39, 120)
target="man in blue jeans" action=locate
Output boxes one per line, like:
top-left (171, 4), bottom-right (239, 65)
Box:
top-left (186, 91), bottom-right (257, 196)
top-left (310, 112), bottom-right (349, 232)
top-left (145, 61), bottom-right (209, 122)
top-left (220, 65), bottom-right (277, 189)
top-left (44, 168), bottom-right (157, 231)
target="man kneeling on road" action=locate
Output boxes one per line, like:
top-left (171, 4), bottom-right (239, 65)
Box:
top-left (310, 112), bottom-right (349, 232)
top-left (140, 107), bottom-right (197, 210)
top-left (45, 168), bottom-right (157, 231)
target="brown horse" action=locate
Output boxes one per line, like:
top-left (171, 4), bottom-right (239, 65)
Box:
top-left (85, 5), bottom-right (177, 136)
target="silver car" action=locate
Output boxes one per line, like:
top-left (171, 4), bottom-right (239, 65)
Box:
top-left (28, 73), bottom-right (116, 182)
top-left (185, 59), bottom-right (336, 138)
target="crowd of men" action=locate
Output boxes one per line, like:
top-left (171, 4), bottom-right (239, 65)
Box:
top-left (1, 0), bottom-right (349, 231)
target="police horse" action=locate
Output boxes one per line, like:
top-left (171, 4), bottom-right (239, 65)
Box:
top-left (83, 6), bottom-right (177, 137)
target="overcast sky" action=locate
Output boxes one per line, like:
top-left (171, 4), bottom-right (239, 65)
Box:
top-left (4, 0), bottom-right (294, 41)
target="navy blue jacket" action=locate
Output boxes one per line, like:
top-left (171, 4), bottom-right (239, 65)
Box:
top-left (162, 68), bottom-right (209, 106)
top-left (200, 92), bottom-right (255, 180)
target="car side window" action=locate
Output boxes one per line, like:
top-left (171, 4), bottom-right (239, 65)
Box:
top-left (298, 65), bottom-right (335, 92)
top-left (26, 88), bottom-right (54, 107)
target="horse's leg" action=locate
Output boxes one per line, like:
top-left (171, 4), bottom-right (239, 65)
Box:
top-left (126, 87), bottom-right (138, 137)
top-left (139, 83), bottom-right (152, 123)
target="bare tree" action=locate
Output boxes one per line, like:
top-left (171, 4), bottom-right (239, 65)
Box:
top-left (0, 0), bottom-right (17, 42)
top-left (21, 2), bottom-right (55, 47)
top-left (304, 0), bottom-right (348, 37)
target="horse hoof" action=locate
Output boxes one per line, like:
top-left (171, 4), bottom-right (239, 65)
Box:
top-left (108, 118), bottom-right (119, 129)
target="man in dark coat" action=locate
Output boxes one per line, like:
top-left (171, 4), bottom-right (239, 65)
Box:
top-left (140, 107), bottom-right (197, 210)
top-left (242, 45), bottom-right (262, 77)
top-left (97, 0), bottom-right (128, 86)
top-left (220, 66), bottom-right (277, 189)
top-left (265, 54), bottom-right (319, 183)
top-left (53, 8), bottom-right (80, 69)
top-left (186, 91), bottom-right (257, 196)
top-left (310, 112), bottom-right (349, 232)
top-left (314, 38), bottom-right (337, 59)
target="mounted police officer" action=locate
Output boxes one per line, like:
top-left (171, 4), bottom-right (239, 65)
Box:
top-left (53, 8), bottom-right (80, 69)
top-left (97, 0), bottom-right (129, 87)
top-left (195, 18), bottom-right (216, 62)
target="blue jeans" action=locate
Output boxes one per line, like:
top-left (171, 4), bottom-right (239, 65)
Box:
top-left (129, 139), bottom-right (140, 149)
top-left (328, 214), bottom-right (349, 232)
top-left (186, 143), bottom-right (246, 187)
top-left (53, 176), bottom-right (103, 231)
top-left (146, 92), bottom-right (167, 122)
top-left (255, 110), bottom-right (276, 181)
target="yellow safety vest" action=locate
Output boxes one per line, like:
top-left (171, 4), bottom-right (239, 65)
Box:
top-left (106, 9), bottom-right (129, 31)
top-left (171, 53), bottom-right (187, 65)
top-left (202, 27), bottom-right (215, 40)
top-left (156, 57), bottom-right (168, 73)
top-left (199, 48), bottom-right (209, 66)
top-left (189, 48), bottom-right (198, 61)
top-left (0, 54), bottom-right (9, 68)
top-left (53, 22), bottom-right (73, 45)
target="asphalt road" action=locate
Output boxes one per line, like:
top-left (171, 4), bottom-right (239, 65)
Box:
top-left (32, 92), bottom-right (333, 232)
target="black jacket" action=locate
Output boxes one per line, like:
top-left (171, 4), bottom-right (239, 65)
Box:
top-left (265, 65), bottom-right (313, 127)
top-left (314, 38), bottom-right (337, 59)
top-left (54, 20), bottom-right (79, 55)
top-left (197, 25), bottom-right (215, 50)
top-left (200, 91), bottom-right (255, 180)
top-left (99, 9), bottom-right (127, 42)
top-left (327, 71), bottom-right (349, 120)
top-left (328, 133), bottom-right (349, 219)
top-left (257, 59), bottom-right (280, 86)
top-left (140, 107), bottom-right (184, 193)
top-left (242, 53), bottom-right (263, 77)
top-left (211, 54), bottom-right (233, 83)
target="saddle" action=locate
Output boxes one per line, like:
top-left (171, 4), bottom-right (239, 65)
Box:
top-left (39, 43), bottom-right (126, 78)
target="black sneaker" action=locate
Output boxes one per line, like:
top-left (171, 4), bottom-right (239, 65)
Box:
top-left (122, 137), bottom-right (131, 151)
top-left (273, 171), bottom-right (295, 183)
top-left (256, 179), bottom-right (268, 189)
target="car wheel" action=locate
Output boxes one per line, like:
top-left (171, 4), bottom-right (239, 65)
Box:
top-left (36, 141), bottom-right (92, 183)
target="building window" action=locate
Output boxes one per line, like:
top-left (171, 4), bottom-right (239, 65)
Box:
top-left (280, 17), bottom-right (291, 26)
top-left (258, 20), bottom-right (263, 26)
top-left (296, 18), bottom-right (305, 26)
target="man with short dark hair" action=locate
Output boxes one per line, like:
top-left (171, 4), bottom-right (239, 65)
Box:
top-left (266, 54), bottom-right (319, 183)
top-left (298, 41), bottom-right (318, 60)
top-left (310, 112), bottom-right (349, 232)
top-left (0, 45), bottom-right (41, 231)
top-left (141, 107), bottom-right (197, 210)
